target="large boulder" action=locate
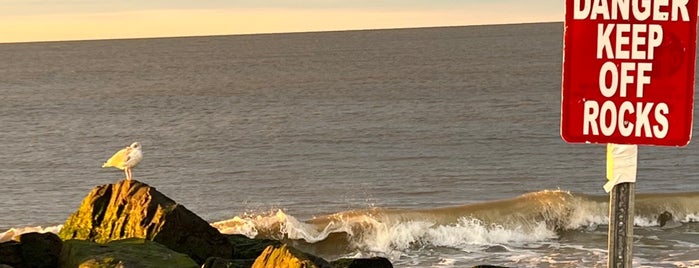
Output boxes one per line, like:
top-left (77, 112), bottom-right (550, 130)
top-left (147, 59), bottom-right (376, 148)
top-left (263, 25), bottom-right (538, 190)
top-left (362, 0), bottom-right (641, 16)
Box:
top-left (20, 232), bottom-right (63, 268)
top-left (59, 238), bottom-right (198, 268)
top-left (0, 232), bottom-right (63, 268)
top-left (58, 179), bottom-right (233, 264)
top-left (0, 241), bottom-right (21, 267)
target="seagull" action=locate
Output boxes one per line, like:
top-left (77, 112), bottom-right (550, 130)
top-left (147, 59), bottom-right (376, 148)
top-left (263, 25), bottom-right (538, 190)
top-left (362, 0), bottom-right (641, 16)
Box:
top-left (102, 142), bottom-right (143, 180)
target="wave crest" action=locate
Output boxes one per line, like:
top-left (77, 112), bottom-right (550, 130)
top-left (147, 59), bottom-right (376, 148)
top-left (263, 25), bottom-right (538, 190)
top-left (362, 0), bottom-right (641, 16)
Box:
top-left (212, 190), bottom-right (699, 258)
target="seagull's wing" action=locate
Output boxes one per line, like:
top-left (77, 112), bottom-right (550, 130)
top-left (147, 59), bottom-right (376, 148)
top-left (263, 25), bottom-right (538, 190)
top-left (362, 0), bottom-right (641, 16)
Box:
top-left (102, 147), bottom-right (132, 170)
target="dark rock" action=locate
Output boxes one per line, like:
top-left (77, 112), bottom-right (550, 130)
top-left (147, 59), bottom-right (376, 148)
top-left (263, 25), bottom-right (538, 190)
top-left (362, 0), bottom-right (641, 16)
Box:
top-left (252, 244), bottom-right (331, 268)
top-left (59, 238), bottom-right (198, 268)
top-left (473, 265), bottom-right (510, 268)
top-left (19, 232), bottom-right (62, 268)
top-left (0, 241), bottom-right (22, 267)
top-left (226, 234), bottom-right (281, 259)
top-left (330, 257), bottom-right (393, 268)
top-left (484, 245), bottom-right (509, 252)
top-left (58, 179), bottom-right (233, 264)
top-left (658, 211), bottom-right (673, 227)
top-left (202, 256), bottom-right (254, 268)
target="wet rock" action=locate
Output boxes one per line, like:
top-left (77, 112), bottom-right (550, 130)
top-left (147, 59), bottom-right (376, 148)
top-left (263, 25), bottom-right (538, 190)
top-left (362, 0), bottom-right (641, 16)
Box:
top-left (0, 232), bottom-right (63, 268)
top-left (330, 257), bottom-right (393, 268)
top-left (59, 238), bottom-right (198, 268)
top-left (0, 241), bottom-right (22, 267)
top-left (202, 256), bottom-right (254, 268)
top-left (473, 265), bottom-right (510, 268)
top-left (657, 211), bottom-right (682, 229)
top-left (484, 245), bottom-right (509, 252)
top-left (657, 211), bottom-right (673, 227)
top-left (252, 244), bottom-right (331, 268)
top-left (58, 179), bottom-right (233, 264)
top-left (227, 234), bottom-right (281, 259)
top-left (19, 232), bottom-right (62, 268)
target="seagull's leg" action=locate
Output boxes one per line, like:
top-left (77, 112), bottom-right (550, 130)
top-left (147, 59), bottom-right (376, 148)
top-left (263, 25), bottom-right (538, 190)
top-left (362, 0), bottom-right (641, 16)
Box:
top-left (125, 168), bottom-right (131, 180)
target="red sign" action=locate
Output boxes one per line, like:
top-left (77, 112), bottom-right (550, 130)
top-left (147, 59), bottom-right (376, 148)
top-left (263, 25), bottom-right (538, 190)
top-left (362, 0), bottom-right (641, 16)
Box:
top-left (561, 0), bottom-right (698, 146)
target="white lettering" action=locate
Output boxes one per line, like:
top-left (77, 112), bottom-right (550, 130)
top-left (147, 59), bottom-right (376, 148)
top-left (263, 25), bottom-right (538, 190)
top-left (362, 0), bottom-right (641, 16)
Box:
top-left (653, 0), bottom-right (670, 20)
top-left (631, 24), bottom-right (647, 59)
top-left (598, 24), bottom-right (614, 59)
top-left (592, 0), bottom-right (611, 19)
top-left (577, 0), bottom-right (686, 21)
top-left (600, 62), bottom-right (619, 97)
top-left (632, 0), bottom-right (652, 21)
top-left (672, 0), bottom-right (690, 21)
top-left (575, 0), bottom-right (592, 19)
top-left (648, 24), bottom-right (663, 59)
top-left (599, 62), bottom-right (650, 98)
top-left (616, 24), bottom-right (631, 59)
top-left (601, 101), bottom-right (618, 136)
top-left (581, 101), bottom-right (671, 138)
top-left (598, 24), bottom-right (662, 60)
top-left (619, 62), bottom-right (635, 97)
top-left (636, 63), bottom-right (652, 97)
top-left (635, 102), bottom-right (653, 137)
top-left (653, 103), bottom-right (669, 138)
top-left (612, 0), bottom-right (631, 19)
top-left (584, 101), bottom-right (600, 135)
top-left (618, 101), bottom-right (635, 136)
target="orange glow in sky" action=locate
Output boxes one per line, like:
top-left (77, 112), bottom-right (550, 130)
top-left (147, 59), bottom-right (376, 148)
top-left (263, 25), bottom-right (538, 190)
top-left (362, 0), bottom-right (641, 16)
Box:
top-left (0, 5), bottom-right (562, 43)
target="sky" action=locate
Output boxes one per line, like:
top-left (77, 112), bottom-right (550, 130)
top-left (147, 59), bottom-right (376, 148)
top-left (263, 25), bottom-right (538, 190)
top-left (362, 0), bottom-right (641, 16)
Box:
top-left (0, 0), bottom-right (563, 43)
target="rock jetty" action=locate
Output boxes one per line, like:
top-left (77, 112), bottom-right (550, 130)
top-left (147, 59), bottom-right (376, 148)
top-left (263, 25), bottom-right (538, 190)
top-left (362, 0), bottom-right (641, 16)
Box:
top-left (0, 179), bottom-right (394, 268)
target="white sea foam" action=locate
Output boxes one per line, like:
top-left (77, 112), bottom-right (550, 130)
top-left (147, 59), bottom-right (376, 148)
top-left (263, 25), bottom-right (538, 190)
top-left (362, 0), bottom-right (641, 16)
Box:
top-left (208, 192), bottom-right (699, 266)
top-left (684, 213), bottom-right (699, 222)
top-left (215, 209), bottom-right (557, 259)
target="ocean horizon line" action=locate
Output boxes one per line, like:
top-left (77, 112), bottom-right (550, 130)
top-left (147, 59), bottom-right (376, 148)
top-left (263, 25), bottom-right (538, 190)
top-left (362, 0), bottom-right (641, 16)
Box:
top-left (0, 20), bottom-right (562, 45)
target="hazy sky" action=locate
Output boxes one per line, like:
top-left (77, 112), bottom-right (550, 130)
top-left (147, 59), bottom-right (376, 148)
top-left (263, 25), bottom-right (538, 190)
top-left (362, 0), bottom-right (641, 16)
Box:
top-left (0, 0), bottom-right (562, 43)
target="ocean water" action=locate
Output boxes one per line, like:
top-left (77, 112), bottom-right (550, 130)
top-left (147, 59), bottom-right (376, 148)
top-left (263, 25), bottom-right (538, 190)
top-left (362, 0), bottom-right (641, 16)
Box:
top-left (1, 22), bottom-right (698, 267)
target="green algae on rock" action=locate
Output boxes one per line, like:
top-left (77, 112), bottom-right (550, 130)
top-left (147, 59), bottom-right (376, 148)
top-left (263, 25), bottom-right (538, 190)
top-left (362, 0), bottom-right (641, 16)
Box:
top-left (58, 179), bottom-right (233, 264)
top-left (59, 238), bottom-right (198, 268)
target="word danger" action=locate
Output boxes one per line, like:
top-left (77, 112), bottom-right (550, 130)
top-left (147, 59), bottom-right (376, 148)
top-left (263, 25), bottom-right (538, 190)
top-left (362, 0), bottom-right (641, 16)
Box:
top-left (573, 0), bottom-right (690, 139)
top-left (574, 0), bottom-right (690, 21)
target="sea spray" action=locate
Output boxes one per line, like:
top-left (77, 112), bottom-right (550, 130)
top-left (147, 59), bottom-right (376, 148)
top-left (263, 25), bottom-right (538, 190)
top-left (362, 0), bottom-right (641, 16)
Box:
top-left (211, 190), bottom-right (699, 261)
top-left (352, 217), bottom-right (556, 253)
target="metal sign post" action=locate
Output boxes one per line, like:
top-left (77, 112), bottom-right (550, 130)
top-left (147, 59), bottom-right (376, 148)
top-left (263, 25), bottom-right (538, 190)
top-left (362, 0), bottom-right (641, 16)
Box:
top-left (608, 182), bottom-right (634, 267)
top-left (605, 143), bottom-right (637, 267)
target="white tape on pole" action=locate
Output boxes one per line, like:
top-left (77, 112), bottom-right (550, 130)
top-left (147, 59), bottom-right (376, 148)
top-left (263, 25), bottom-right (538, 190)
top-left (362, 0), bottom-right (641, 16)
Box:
top-left (604, 144), bottom-right (638, 193)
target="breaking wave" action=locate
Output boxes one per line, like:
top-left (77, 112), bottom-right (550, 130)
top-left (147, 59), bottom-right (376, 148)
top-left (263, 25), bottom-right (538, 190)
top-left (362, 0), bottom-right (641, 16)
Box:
top-left (212, 190), bottom-right (699, 258)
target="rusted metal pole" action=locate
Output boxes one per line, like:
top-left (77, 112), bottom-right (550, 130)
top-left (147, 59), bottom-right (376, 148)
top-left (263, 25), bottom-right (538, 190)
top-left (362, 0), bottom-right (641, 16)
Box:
top-left (608, 182), bottom-right (634, 268)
